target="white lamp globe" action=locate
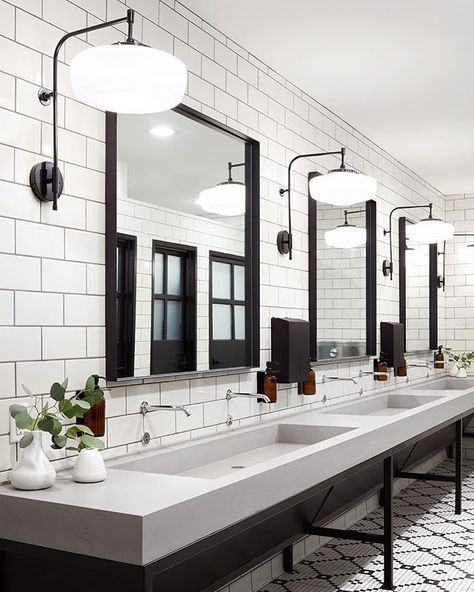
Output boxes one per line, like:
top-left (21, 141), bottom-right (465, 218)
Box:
top-left (407, 218), bottom-right (454, 244)
top-left (197, 182), bottom-right (246, 216)
top-left (324, 224), bottom-right (366, 249)
top-left (309, 168), bottom-right (377, 206)
top-left (70, 44), bottom-right (187, 114)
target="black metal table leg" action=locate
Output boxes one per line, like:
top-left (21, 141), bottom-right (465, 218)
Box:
top-left (384, 455), bottom-right (394, 590)
top-left (455, 419), bottom-right (462, 515)
top-left (283, 544), bottom-right (294, 573)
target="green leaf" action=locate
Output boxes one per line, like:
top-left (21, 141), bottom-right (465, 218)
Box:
top-left (37, 416), bottom-right (54, 432)
top-left (50, 382), bottom-right (65, 402)
top-left (10, 404), bottom-right (28, 418)
top-left (52, 434), bottom-right (67, 449)
top-left (66, 446), bottom-right (79, 451)
top-left (84, 391), bottom-right (103, 408)
top-left (75, 400), bottom-right (91, 411)
top-left (58, 399), bottom-right (72, 414)
top-left (75, 424), bottom-right (94, 436)
top-left (61, 378), bottom-right (69, 391)
top-left (19, 432), bottom-right (34, 448)
top-left (85, 376), bottom-right (96, 392)
top-left (51, 418), bottom-right (63, 436)
top-left (80, 434), bottom-right (105, 450)
top-left (15, 412), bottom-right (34, 430)
top-left (41, 401), bottom-right (49, 415)
top-left (21, 384), bottom-right (33, 396)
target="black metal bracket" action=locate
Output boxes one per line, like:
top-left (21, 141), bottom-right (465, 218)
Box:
top-left (395, 419), bottom-right (463, 514)
top-left (278, 148), bottom-right (344, 259)
top-left (30, 9), bottom-right (135, 210)
top-left (303, 456), bottom-right (394, 590)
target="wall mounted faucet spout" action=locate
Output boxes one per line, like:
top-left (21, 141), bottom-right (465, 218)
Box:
top-left (139, 401), bottom-right (191, 417)
top-left (226, 389), bottom-right (271, 404)
top-left (322, 375), bottom-right (359, 385)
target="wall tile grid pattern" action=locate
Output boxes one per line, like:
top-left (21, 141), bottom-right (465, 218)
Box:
top-left (445, 193), bottom-right (474, 352)
top-left (0, 0), bottom-right (450, 485)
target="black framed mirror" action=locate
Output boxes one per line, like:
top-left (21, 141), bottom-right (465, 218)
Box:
top-left (105, 104), bottom-right (260, 381)
top-left (398, 216), bottom-right (438, 353)
top-left (308, 172), bottom-right (377, 362)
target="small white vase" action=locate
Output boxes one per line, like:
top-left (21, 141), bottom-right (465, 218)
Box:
top-left (449, 363), bottom-right (460, 377)
top-left (73, 449), bottom-right (107, 483)
top-left (456, 367), bottom-right (468, 378)
top-left (10, 431), bottom-right (56, 490)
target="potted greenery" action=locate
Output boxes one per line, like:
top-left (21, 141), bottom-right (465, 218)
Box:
top-left (9, 376), bottom-right (106, 490)
top-left (448, 352), bottom-right (474, 378)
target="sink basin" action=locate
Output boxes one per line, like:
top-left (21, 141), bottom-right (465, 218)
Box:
top-left (115, 423), bottom-right (355, 479)
top-left (324, 394), bottom-right (443, 417)
top-left (411, 378), bottom-right (474, 391)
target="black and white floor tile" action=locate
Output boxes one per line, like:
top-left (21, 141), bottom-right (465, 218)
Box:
top-left (259, 460), bottom-right (474, 592)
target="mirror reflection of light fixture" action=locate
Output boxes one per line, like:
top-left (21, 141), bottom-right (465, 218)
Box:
top-left (29, 9), bottom-right (187, 211)
top-left (382, 203), bottom-right (454, 279)
top-left (278, 147), bottom-right (377, 259)
top-left (197, 161), bottom-right (245, 216)
top-left (324, 208), bottom-right (366, 249)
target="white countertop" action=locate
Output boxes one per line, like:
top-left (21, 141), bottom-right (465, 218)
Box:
top-left (0, 376), bottom-right (472, 565)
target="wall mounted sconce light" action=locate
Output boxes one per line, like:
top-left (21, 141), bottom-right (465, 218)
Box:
top-left (382, 203), bottom-right (454, 279)
top-left (197, 161), bottom-right (245, 216)
top-left (277, 147), bottom-right (377, 259)
top-left (324, 208), bottom-right (367, 249)
top-left (30, 8), bottom-right (187, 211)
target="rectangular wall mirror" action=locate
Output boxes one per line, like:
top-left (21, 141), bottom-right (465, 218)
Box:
top-left (398, 216), bottom-right (438, 353)
top-left (308, 185), bottom-right (376, 362)
top-left (106, 105), bottom-right (259, 381)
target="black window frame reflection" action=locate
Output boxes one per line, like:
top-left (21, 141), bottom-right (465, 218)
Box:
top-left (150, 240), bottom-right (196, 375)
top-left (209, 251), bottom-right (247, 369)
top-left (116, 233), bottom-right (136, 378)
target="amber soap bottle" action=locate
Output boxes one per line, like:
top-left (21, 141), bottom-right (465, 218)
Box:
top-left (261, 361), bottom-right (277, 403)
top-left (434, 346), bottom-right (445, 369)
top-left (77, 374), bottom-right (106, 437)
top-left (397, 355), bottom-right (407, 377)
top-left (298, 367), bottom-right (316, 395)
top-left (376, 353), bottom-right (389, 381)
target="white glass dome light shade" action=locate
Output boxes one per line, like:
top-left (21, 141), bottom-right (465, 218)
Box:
top-left (70, 43), bottom-right (187, 114)
top-left (197, 182), bottom-right (246, 217)
top-left (407, 217), bottom-right (454, 244)
top-left (324, 223), bottom-right (367, 249)
top-left (309, 168), bottom-right (377, 206)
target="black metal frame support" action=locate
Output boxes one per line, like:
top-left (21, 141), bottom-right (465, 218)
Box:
top-left (278, 148), bottom-right (344, 259)
top-left (307, 455), bottom-right (394, 590)
top-left (29, 9), bottom-right (135, 210)
top-left (395, 418), bottom-right (463, 514)
top-left (382, 203), bottom-right (433, 280)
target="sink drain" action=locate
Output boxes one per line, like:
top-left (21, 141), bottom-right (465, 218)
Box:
top-left (231, 465), bottom-right (246, 469)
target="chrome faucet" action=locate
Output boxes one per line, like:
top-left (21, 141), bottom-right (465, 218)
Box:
top-left (407, 360), bottom-right (431, 377)
top-left (139, 401), bottom-right (191, 417)
top-left (359, 370), bottom-right (390, 379)
top-left (226, 389), bottom-right (271, 404)
top-left (322, 375), bottom-right (359, 385)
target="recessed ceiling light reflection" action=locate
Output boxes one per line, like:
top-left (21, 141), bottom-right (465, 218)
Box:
top-left (149, 125), bottom-right (175, 137)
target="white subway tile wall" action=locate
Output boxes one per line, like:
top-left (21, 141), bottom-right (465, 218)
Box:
top-left (0, 0), bottom-right (450, 490)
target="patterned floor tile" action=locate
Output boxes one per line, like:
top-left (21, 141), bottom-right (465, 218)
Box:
top-left (258, 460), bottom-right (474, 592)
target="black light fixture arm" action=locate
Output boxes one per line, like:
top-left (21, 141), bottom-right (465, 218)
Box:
top-left (227, 161), bottom-right (245, 182)
top-left (382, 203), bottom-right (433, 280)
top-left (343, 207), bottom-right (365, 224)
top-left (31, 9), bottom-right (135, 210)
top-left (277, 148), bottom-right (345, 259)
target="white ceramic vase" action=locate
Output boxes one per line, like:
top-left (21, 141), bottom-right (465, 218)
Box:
top-left (449, 363), bottom-right (460, 377)
top-left (73, 448), bottom-right (107, 483)
top-left (456, 367), bottom-right (468, 378)
top-left (10, 431), bottom-right (56, 490)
